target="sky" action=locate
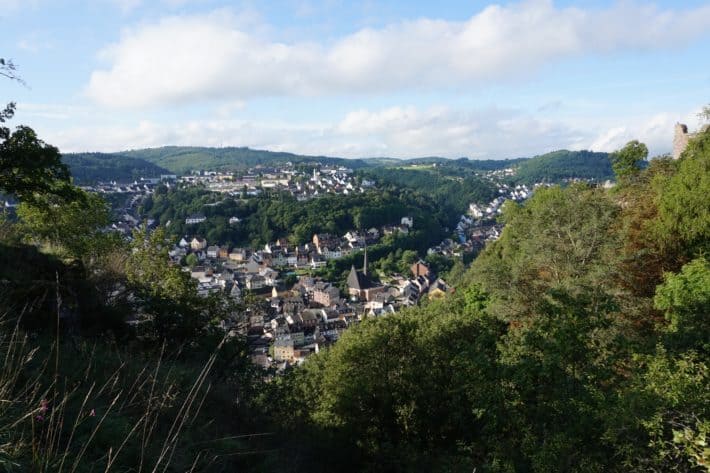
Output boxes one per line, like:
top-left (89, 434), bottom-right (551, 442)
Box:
top-left (2, 0), bottom-right (709, 159)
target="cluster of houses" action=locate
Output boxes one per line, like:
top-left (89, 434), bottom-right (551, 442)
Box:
top-left (467, 183), bottom-right (532, 220)
top-left (178, 164), bottom-right (372, 200)
top-left (173, 216), bottom-right (415, 275)
top-left (426, 182), bottom-right (534, 258)
top-left (80, 176), bottom-right (179, 237)
top-left (83, 175), bottom-right (177, 195)
top-left (244, 258), bottom-right (450, 370)
top-left (84, 166), bottom-right (552, 372)
top-left (163, 215), bottom-right (453, 370)
top-left (83, 164), bottom-right (373, 241)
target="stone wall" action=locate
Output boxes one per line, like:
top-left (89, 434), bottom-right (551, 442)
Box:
top-left (673, 123), bottom-right (690, 160)
top-left (673, 123), bottom-right (710, 159)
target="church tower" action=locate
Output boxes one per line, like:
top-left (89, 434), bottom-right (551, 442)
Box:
top-left (363, 244), bottom-right (368, 276)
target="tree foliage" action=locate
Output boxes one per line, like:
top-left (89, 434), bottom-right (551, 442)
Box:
top-left (17, 187), bottom-right (116, 261)
top-left (654, 127), bottom-right (710, 258)
top-left (271, 130), bottom-right (710, 472)
top-left (142, 185), bottom-right (448, 250)
top-left (359, 166), bottom-right (498, 227)
top-left (277, 300), bottom-right (504, 471)
top-left (698, 103), bottom-right (710, 122)
top-left (470, 183), bottom-right (620, 321)
top-left (0, 125), bottom-right (80, 204)
top-left (514, 149), bottom-right (614, 184)
top-left (654, 257), bottom-right (710, 353)
top-left (611, 140), bottom-right (648, 183)
top-left (62, 152), bottom-right (169, 184)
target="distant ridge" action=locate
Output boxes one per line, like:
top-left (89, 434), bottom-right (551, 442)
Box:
top-left (62, 152), bottom-right (170, 184)
top-left (120, 146), bottom-right (370, 174)
top-left (63, 146), bottom-right (613, 184)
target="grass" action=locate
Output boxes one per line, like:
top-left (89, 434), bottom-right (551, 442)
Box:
top-left (0, 300), bottom-right (246, 472)
top-left (0, 228), bottom-right (275, 471)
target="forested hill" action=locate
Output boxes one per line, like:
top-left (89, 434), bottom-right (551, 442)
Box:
top-left (62, 152), bottom-right (170, 184)
top-left (121, 146), bottom-right (372, 174)
top-left (63, 146), bottom-right (613, 183)
top-left (513, 149), bottom-right (613, 183)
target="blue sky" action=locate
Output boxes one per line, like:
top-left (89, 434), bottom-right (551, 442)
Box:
top-left (3, 0), bottom-right (709, 158)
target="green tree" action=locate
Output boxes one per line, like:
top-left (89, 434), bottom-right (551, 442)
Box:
top-left (280, 297), bottom-right (504, 471)
top-left (0, 101), bottom-right (15, 139)
top-left (1, 58), bottom-right (23, 140)
top-left (606, 348), bottom-right (709, 471)
top-left (654, 127), bottom-right (710, 258)
top-left (654, 257), bottom-right (710, 353)
top-left (613, 157), bottom-right (679, 298)
top-left (397, 249), bottom-right (419, 274)
top-left (185, 252), bottom-right (199, 267)
top-left (126, 226), bottom-right (207, 341)
top-left (0, 126), bottom-right (81, 205)
top-left (443, 259), bottom-right (466, 286)
top-left (471, 184), bottom-right (619, 321)
top-left (16, 188), bottom-right (115, 261)
top-left (611, 140), bottom-right (647, 184)
top-left (496, 288), bottom-right (623, 471)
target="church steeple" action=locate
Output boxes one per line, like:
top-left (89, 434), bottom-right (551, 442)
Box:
top-left (363, 243), bottom-right (368, 276)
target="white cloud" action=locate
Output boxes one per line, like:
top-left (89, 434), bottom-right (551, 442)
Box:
top-left (214, 99), bottom-right (246, 119)
top-left (587, 110), bottom-right (701, 156)
top-left (37, 104), bottom-right (587, 158)
top-left (85, 1), bottom-right (710, 108)
top-left (40, 103), bottom-right (700, 159)
top-left (15, 103), bottom-right (86, 120)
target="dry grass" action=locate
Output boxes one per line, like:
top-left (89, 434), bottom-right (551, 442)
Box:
top-left (0, 300), bottom-right (230, 472)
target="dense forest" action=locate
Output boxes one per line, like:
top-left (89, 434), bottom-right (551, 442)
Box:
top-left (63, 152), bottom-right (170, 184)
top-left (513, 149), bottom-right (614, 184)
top-left (140, 185), bottom-right (452, 249)
top-left (359, 165), bottom-right (499, 222)
top-left (1, 78), bottom-right (709, 473)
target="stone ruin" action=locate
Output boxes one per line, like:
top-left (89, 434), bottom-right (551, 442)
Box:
top-left (673, 122), bottom-right (710, 159)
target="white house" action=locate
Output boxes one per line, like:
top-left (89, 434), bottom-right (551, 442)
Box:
top-left (185, 214), bottom-right (207, 225)
top-left (321, 246), bottom-right (342, 260)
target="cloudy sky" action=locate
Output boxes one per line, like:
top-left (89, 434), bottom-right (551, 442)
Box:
top-left (3, 0), bottom-right (709, 159)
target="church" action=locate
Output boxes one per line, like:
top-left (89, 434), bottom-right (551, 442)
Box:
top-left (346, 250), bottom-right (386, 302)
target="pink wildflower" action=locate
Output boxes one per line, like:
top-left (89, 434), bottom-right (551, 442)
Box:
top-left (89, 409), bottom-right (96, 417)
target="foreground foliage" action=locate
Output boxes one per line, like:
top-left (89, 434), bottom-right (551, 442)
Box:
top-left (1, 80), bottom-right (708, 470)
top-left (268, 128), bottom-right (710, 472)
